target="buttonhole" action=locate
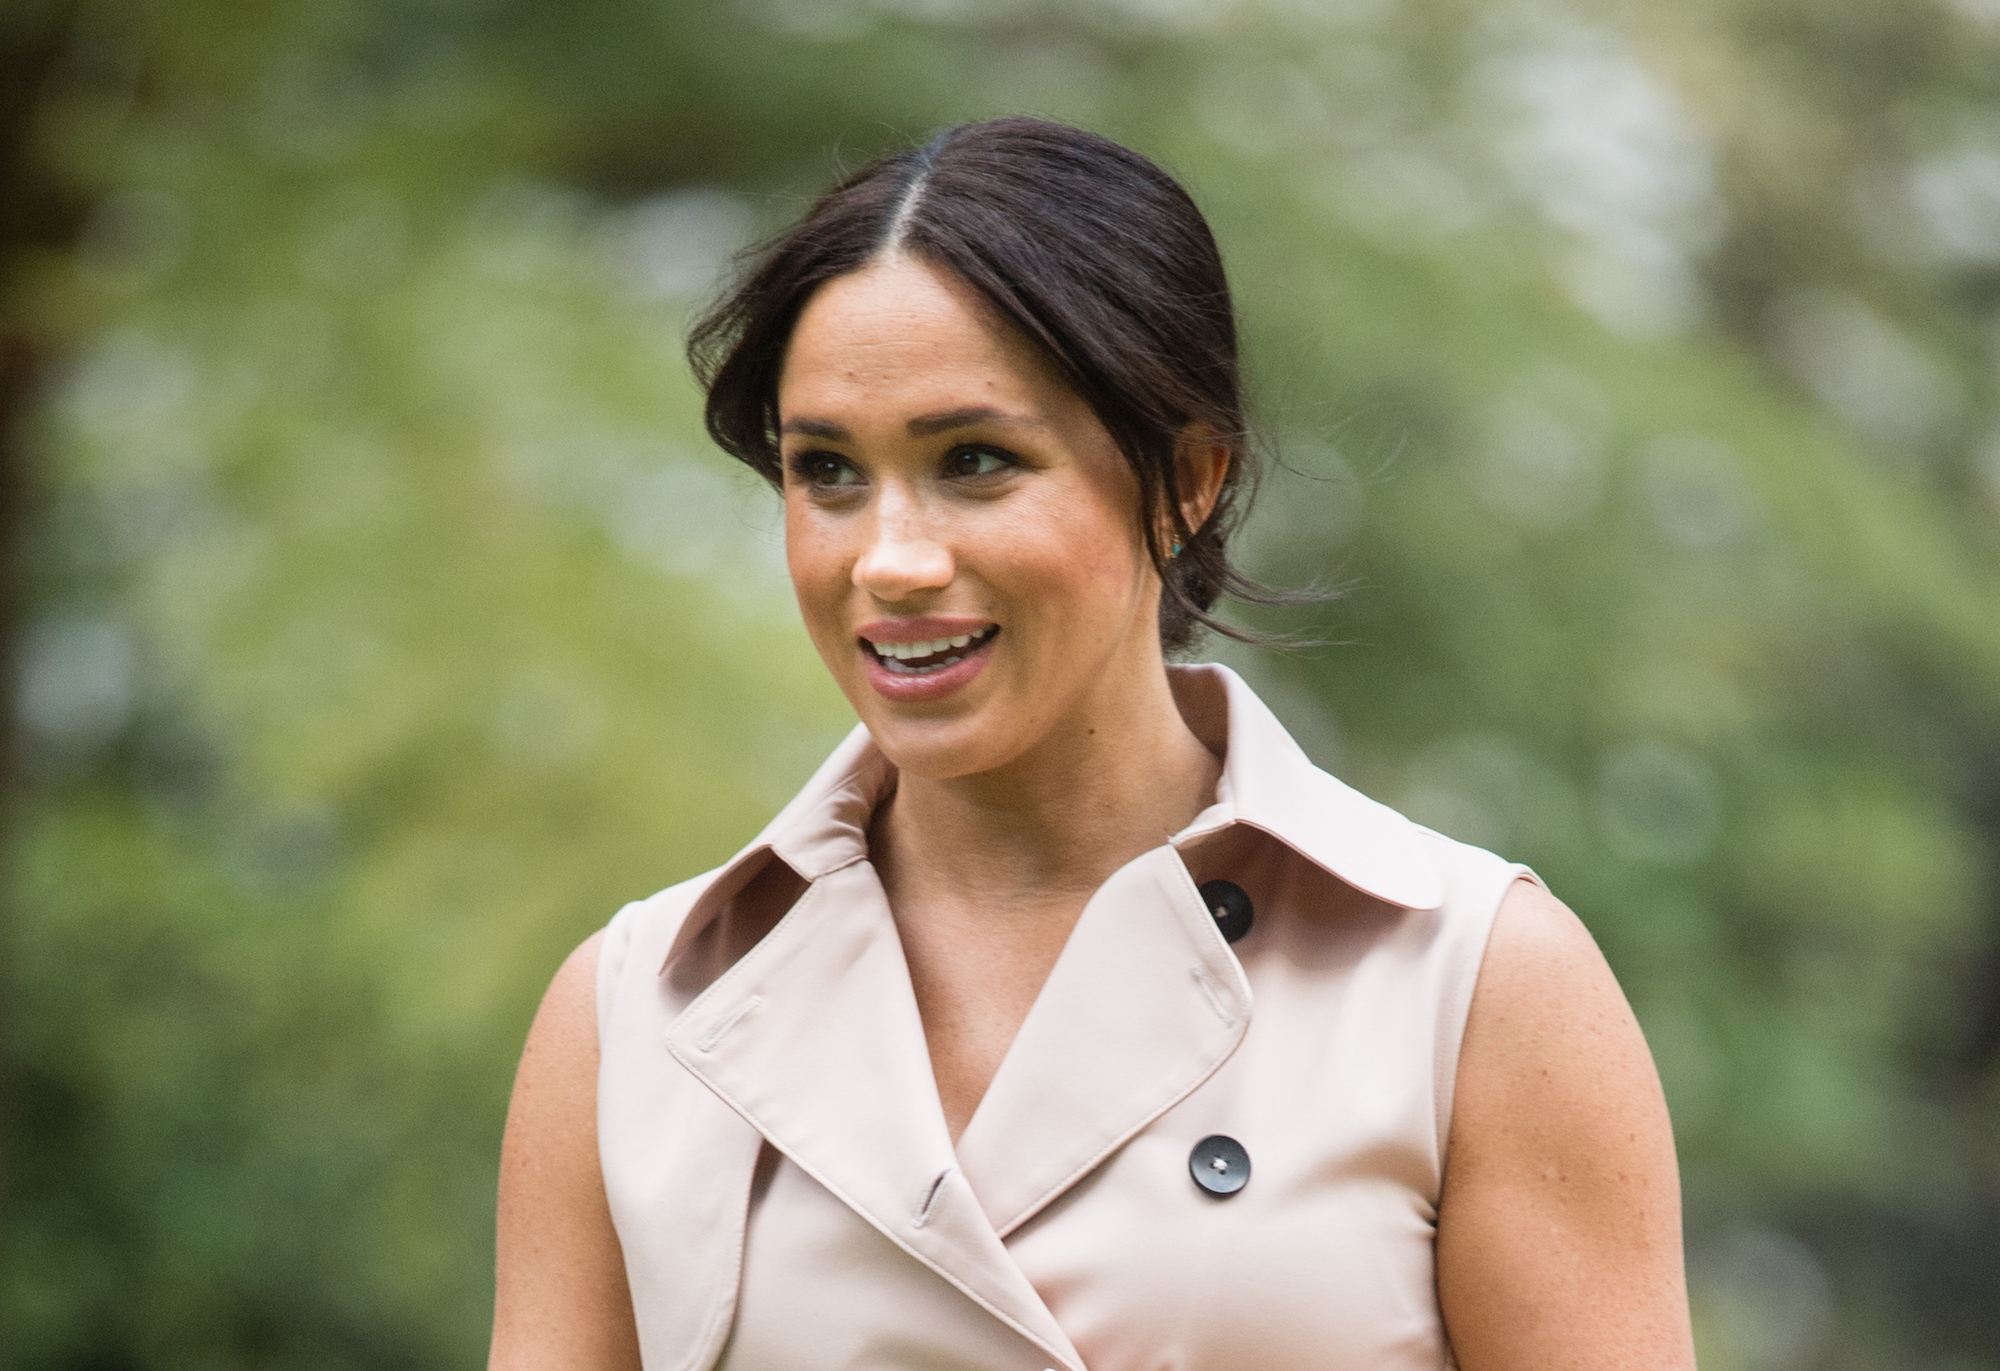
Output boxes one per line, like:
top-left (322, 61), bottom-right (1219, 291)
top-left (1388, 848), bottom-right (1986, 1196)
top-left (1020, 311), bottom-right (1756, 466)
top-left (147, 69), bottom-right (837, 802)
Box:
top-left (913, 1167), bottom-right (954, 1228)
top-left (1190, 966), bottom-right (1235, 1025)
top-left (696, 994), bottom-right (763, 1052)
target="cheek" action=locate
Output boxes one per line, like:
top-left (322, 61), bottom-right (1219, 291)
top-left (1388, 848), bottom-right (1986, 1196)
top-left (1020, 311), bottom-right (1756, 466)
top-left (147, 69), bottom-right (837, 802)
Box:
top-left (989, 486), bottom-right (1150, 622)
top-left (783, 502), bottom-right (851, 639)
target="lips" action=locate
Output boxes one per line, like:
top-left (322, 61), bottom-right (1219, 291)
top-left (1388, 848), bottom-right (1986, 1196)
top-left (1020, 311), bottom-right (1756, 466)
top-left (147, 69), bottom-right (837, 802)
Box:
top-left (865, 625), bottom-right (998, 673)
top-left (856, 620), bottom-right (999, 703)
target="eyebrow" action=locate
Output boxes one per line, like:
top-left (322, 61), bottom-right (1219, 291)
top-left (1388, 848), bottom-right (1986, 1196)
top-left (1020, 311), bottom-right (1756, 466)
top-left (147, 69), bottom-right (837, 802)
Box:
top-left (906, 406), bottom-right (1046, 437)
top-left (780, 417), bottom-right (852, 440)
top-left (778, 407), bottom-right (1046, 442)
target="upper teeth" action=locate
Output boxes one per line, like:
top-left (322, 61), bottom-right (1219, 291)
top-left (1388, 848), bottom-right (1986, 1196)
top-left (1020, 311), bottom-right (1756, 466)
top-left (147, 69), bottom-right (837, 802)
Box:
top-left (874, 634), bottom-right (976, 660)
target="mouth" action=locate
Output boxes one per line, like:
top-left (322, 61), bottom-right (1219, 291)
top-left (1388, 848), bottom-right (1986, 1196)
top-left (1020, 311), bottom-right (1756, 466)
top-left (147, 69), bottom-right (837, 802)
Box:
top-left (861, 625), bottom-right (1000, 675)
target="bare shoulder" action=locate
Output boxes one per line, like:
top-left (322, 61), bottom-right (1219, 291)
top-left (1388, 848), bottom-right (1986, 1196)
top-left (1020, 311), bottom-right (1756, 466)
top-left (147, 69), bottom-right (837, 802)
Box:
top-left (1436, 877), bottom-right (1695, 1371)
top-left (491, 931), bottom-right (642, 1371)
top-left (1460, 878), bottom-right (1637, 1077)
top-left (516, 931), bottom-right (605, 1093)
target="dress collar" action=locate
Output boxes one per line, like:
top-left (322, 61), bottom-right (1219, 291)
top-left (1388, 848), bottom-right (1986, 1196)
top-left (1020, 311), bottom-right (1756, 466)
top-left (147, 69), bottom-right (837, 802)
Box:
top-left (660, 662), bottom-right (1441, 973)
top-left (1167, 663), bottom-right (1444, 911)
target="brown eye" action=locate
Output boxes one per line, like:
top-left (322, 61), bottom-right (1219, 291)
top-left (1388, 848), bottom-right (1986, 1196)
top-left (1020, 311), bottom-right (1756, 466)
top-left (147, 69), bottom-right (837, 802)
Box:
top-left (792, 452), bottom-right (861, 488)
top-left (946, 446), bottom-right (1011, 478)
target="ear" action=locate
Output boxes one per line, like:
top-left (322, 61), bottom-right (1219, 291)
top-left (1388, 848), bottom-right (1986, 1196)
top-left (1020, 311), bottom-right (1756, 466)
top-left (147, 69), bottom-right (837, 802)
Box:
top-left (1172, 422), bottom-right (1233, 540)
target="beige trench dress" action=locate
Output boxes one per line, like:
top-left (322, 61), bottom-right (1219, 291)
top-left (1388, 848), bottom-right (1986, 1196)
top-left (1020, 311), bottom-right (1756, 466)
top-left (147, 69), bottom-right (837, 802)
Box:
top-left (596, 664), bottom-right (1529, 1370)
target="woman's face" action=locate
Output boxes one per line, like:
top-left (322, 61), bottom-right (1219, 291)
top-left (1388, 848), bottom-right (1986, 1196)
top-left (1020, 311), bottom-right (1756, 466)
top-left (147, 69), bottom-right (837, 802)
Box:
top-left (776, 254), bottom-right (1164, 781)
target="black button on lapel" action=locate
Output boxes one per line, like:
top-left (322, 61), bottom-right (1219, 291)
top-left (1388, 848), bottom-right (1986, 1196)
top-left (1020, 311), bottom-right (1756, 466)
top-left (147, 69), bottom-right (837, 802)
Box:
top-left (1189, 1134), bottom-right (1251, 1196)
top-left (1198, 879), bottom-right (1254, 943)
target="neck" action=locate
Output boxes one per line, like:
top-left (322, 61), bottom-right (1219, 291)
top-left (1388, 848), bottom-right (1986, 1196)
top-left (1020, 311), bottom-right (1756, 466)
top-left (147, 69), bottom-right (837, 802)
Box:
top-left (871, 663), bottom-right (1222, 918)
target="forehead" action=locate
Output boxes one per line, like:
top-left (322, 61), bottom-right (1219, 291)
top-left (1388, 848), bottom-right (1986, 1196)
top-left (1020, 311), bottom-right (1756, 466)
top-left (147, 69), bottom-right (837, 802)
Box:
top-left (778, 256), bottom-right (1071, 416)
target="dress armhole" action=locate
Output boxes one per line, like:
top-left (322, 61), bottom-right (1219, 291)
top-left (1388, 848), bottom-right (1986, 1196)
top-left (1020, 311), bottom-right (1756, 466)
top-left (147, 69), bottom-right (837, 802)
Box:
top-left (595, 901), bottom-right (641, 1048)
top-left (1432, 855), bottom-right (1542, 1175)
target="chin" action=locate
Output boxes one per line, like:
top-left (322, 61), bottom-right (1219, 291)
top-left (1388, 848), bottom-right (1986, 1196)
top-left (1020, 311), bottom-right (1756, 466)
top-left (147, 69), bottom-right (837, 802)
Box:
top-left (858, 705), bottom-right (1018, 782)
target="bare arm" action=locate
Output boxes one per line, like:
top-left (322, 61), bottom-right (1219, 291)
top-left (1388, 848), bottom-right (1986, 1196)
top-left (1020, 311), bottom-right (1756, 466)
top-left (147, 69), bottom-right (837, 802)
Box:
top-left (490, 931), bottom-right (644, 1371)
top-left (1437, 879), bottom-right (1696, 1371)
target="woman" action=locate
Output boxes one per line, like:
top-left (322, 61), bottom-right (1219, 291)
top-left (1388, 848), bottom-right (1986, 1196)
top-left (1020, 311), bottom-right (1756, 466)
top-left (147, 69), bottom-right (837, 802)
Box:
top-left (491, 118), bottom-right (1695, 1371)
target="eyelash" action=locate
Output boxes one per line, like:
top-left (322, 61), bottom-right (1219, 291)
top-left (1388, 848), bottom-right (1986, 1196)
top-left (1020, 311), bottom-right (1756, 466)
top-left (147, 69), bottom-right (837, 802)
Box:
top-left (788, 451), bottom-right (856, 487)
top-left (785, 444), bottom-right (1020, 488)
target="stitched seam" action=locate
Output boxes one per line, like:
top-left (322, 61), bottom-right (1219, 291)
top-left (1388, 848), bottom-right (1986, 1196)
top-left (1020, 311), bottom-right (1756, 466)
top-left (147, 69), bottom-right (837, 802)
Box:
top-left (682, 1137), bottom-right (758, 1371)
top-left (671, 852), bottom-right (865, 1030)
top-left (992, 1043), bottom-right (1241, 1240)
top-left (980, 850), bottom-right (1255, 1236)
top-left (656, 854), bottom-right (767, 977)
top-left (670, 874), bottom-right (835, 1035)
top-left (696, 994), bottom-right (763, 1051)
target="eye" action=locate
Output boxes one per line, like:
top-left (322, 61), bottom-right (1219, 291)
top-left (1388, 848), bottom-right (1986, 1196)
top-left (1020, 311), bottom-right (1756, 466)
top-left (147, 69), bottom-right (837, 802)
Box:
top-left (790, 451), bottom-right (863, 489)
top-left (944, 445), bottom-right (1013, 479)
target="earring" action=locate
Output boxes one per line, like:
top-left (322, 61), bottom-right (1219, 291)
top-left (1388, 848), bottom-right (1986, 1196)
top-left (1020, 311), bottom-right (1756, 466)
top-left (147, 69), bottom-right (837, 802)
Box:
top-left (1171, 538), bottom-right (1183, 557)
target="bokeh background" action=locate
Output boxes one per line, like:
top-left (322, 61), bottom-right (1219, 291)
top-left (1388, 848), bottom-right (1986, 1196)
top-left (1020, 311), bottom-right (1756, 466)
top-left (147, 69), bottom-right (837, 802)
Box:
top-left (2, 0), bottom-right (1998, 1366)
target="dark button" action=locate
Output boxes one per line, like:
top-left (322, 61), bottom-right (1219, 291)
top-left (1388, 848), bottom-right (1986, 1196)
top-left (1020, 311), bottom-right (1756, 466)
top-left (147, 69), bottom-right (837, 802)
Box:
top-left (1198, 879), bottom-right (1254, 943)
top-left (1189, 1134), bottom-right (1251, 1196)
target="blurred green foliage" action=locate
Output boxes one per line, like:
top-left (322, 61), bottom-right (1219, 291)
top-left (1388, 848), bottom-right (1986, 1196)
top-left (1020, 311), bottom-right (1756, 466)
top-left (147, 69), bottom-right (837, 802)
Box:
top-left (2, 1), bottom-right (1997, 1368)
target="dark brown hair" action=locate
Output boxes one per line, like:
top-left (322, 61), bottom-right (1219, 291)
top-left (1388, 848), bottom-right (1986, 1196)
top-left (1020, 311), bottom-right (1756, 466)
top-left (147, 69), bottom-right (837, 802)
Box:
top-left (689, 116), bottom-right (1295, 654)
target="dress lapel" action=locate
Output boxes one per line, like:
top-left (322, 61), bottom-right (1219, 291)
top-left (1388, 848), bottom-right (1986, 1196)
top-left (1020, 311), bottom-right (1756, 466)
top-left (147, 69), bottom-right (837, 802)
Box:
top-left (665, 858), bottom-right (1086, 1371)
top-left (951, 844), bottom-right (1252, 1237)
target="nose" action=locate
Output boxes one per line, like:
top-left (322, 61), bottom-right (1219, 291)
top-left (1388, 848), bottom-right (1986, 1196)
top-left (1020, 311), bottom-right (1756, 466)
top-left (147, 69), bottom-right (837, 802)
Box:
top-left (853, 487), bottom-right (954, 601)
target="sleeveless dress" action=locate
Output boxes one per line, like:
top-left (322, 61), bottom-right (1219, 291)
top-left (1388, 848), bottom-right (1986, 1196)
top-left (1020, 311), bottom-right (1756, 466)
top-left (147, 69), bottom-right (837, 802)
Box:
top-left (595, 664), bottom-right (1530, 1371)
